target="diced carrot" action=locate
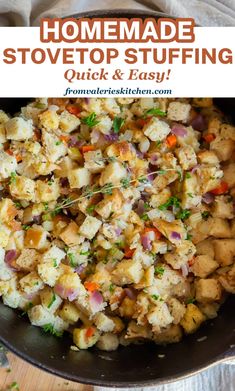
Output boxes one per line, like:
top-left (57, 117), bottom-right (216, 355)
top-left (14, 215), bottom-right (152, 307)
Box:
top-left (15, 154), bottom-right (22, 162)
top-left (80, 145), bottom-right (96, 154)
top-left (5, 150), bottom-right (22, 162)
top-left (5, 149), bottom-right (13, 156)
top-left (210, 181), bottom-right (229, 195)
top-left (142, 227), bottom-right (162, 240)
top-left (188, 256), bottom-right (195, 267)
top-left (59, 135), bottom-right (70, 143)
top-left (203, 133), bottom-right (216, 143)
top-left (136, 117), bottom-right (152, 128)
top-left (166, 134), bottom-right (177, 148)
top-left (84, 281), bottom-right (100, 292)
top-left (124, 248), bottom-right (135, 258)
top-left (85, 327), bottom-right (95, 339)
top-left (66, 104), bottom-right (81, 117)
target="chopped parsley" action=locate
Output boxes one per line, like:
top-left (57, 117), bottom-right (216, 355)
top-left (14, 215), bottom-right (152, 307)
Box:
top-left (113, 116), bottom-right (125, 133)
top-left (156, 140), bottom-right (162, 148)
top-left (81, 112), bottom-right (100, 128)
top-left (55, 140), bottom-right (62, 146)
top-left (159, 196), bottom-right (180, 211)
top-left (10, 381), bottom-right (19, 390)
top-left (187, 192), bottom-right (194, 198)
top-left (121, 177), bottom-right (130, 189)
top-left (186, 298), bottom-right (196, 304)
top-left (186, 233), bottom-right (192, 241)
top-left (48, 179), bottom-right (53, 186)
top-left (22, 224), bottom-right (30, 231)
top-left (109, 284), bottom-right (115, 293)
top-left (43, 323), bottom-right (63, 338)
top-left (67, 252), bottom-right (76, 267)
top-left (14, 201), bottom-right (22, 209)
top-left (185, 172), bottom-right (192, 179)
top-left (9, 171), bottom-right (17, 184)
top-left (144, 108), bottom-right (166, 117)
top-left (53, 259), bottom-right (57, 267)
top-left (157, 170), bottom-right (167, 175)
top-left (155, 266), bottom-right (165, 277)
top-left (177, 170), bottom-right (183, 181)
top-left (201, 211), bottom-right (211, 220)
top-left (86, 205), bottom-right (96, 215)
top-left (176, 209), bottom-right (191, 221)
top-left (140, 213), bottom-right (150, 221)
top-left (101, 182), bottom-right (114, 195)
top-left (80, 250), bottom-right (90, 256)
top-left (151, 294), bottom-right (163, 301)
top-left (138, 176), bottom-right (149, 184)
top-left (43, 202), bottom-right (49, 211)
top-left (47, 292), bottom-right (56, 309)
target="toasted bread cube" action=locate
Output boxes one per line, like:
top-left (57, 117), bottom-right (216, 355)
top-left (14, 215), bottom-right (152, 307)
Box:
top-left (19, 271), bottom-right (44, 295)
top-left (84, 149), bottom-right (105, 173)
top-left (0, 110), bottom-right (9, 143)
top-left (40, 287), bottom-right (62, 313)
top-left (119, 297), bottom-right (136, 318)
top-left (93, 115), bottom-right (112, 135)
top-left (213, 239), bottom-right (235, 266)
top-left (15, 249), bottom-right (39, 272)
top-left (180, 303), bottom-right (205, 334)
top-left (94, 313), bottom-right (115, 332)
top-left (223, 163), bottom-right (235, 188)
top-left (197, 150), bottom-right (219, 165)
top-left (0, 198), bottom-right (18, 224)
top-left (209, 218), bottom-right (231, 238)
top-left (35, 179), bottom-right (60, 202)
top-left (59, 221), bottom-right (83, 246)
top-left (28, 304), bottom-right (55, 326)
top-left (55, 273), bottom-right (86, 299)
top-left (211, 138), bottom-right (235, 161)
top-left (0, 151), bottom-right (17, 180)
top-left (79, 216), bottom-right (102, 240)
top-left (196, 239), bottom-right (215, 258)
top-left (99, 161), bottom-right (126, 186)
top-left (73, 327), bottom-right (100, 349)
top-left (147, 303), bottom-right (173, 331)
top-left (96, 333), bottom-right (119, 351)
top-left (220, 123), bottom-right (235, 141)
top-left (167, 102), bottom-right (191, 123)
top-left (167, 298), bottom-right (186, 324)
top-left (0, 224), bottom-right (11, 248)
top-left (9, 175), bottom-right (35, 202)
top-left (150, 188), bottom-right (171, 208)
top-left (192, 255), bottom-right (219, 278)
top-left (59, 302), bottom-right (80, 324)
top-left (198, 302), bottom-right (220, 319)
top-left (41, 245), bottom-right (65, 265)
top-left (59, 110), bottom-right (80, 133)
top-left (37, 263), bottom-right (62, 287)
top-left (41, 130), bottom-right (67, 163)
top-left (125, 320), bottom-right (152, 340)
top-left (0, 248), bottom-right (14, 281)
top-left (24, 225), bottom-right (48, 250)
top-left (195, 279), bottom-right (222, 303)
top-left (143, 117), bottom-right (171, 141)
top-left (175, 145), bottom-right (197, 170)
top-left (5, 117), bottom-right (33, 140)
top-left (39, 110), bottom-right (59, 131)
top-left (153, 324), bottom-right (183, 344)
top-left (112, 259), bottom-right (144, 286)
top-left (68, 167), bottom-right (91, 189)
top-left (212, 196), bottom-right (234, 219)
top-left (193, 98), bottom-right (213, 108)
top-left (2, 289), bottom-right (22, 309)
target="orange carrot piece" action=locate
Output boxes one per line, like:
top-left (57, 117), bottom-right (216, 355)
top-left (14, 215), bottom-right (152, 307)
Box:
top-left (166, 134), bottom-right (177, 148)
top-left (80, 145), bottom-right (96, 153)
top-left (142, 227), bottom-right (162, 240)
top-left (66, 104), bottom-right (81, 117)
top-left (203, 133), bottom-right (216, 143)
top-left (84, 281), bottom-right (100, 292)
top-left (124, 248), bottom-right (135, 258)
top-left (85, 327), bottom-right (95, 338)
top-left (210, 181), bottom-right (229, 195)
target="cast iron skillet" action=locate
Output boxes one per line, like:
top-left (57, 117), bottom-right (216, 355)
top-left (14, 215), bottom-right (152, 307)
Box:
top-left (0, 10), bottom-right (235, 388)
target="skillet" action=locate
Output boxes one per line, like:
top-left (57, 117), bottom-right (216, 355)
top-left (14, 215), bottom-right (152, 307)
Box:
top-left (0, 10), bottom-right (235, 387)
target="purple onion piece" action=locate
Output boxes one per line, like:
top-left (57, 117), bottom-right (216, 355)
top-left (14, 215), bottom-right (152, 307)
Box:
top-left (170, 231), bottom-right (181, 240)
top-left (68, 136), bottom-right (85, 148)
top-left (202, 192), bottom-right (215, 204)
top-left (141, 233), bottom-right (152, 251)
top-left (75, 264), bottom-right (85, 275)
top-left (32, 215), bottom-right (41, 224)
top-left (181, 263), bottom-right (189, 278)
top-left (104, 133), bottom-right (119, 142)
top-left (124, 288), bottom-right (136, 300)
top-left (68, 289), bottom-right (80, 302)
top-left (60, 177), bottom-right (69, 187)
top-left (171, 124), bottom-right (187, 137)
top-left (115, 227), bottom-right (122, 236)
top-left (136, 150), bottom-right (144, 159)
top-left (191, 164), bottom-right (201, 174)
top-left (149, 154), bottom-right (159, 165)
top-left (5, 250), bottom-right (17, 264)
top-left (136, 199), bottom-right (145, 216)
top-left (89, 290), bottom-right (103, 312)
top-left (190, 114), bottom-right (207, 131)
top-left (84, 98), bottom-right (90, 104)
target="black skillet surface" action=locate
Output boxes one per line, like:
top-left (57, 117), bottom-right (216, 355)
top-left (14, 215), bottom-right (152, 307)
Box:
top-left (0, 9), bottom-right (235, 386)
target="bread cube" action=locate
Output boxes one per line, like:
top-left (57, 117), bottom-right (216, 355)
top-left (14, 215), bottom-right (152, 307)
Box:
top-left (84, 149), bottom-right (105, 173)
top-left (9, 175), bottom-right (35, 202)
top-left (192, 255), bottom-right (219, 278)
top-left (59, 221), bottom-right (82, 246)
top-left (112, 259), bottom-right (144, 285)
top-left (125, 320), bottom-right (152, 340)
top-left (0, 248), bottom-right (14, 281)
top-left (167, 102), bottom-right (191, 123)
top-left (28, 304), bottom-right (55, 326)
top-left (68, 167), bottom-right (91, 189)
top-left (37, 263), bottom-right (62, 287)
top-left (94, 313), bottom-right (115, 332)
top-left (55, 273), bottom-right (86, 300)
top-left (198, 302), bottom-right (220, 319)
top-left (220, 123), bottom-right (235, 141)
top-left (41, 245), bottom-right (65, 265)
top-left (196, 239), bottom-right (215, 258)
top-left (3, 289), bottom-right (22, 309)
top-left (212, 196), bottom-right (234, 219)
top-left (59, 302), bottom-right (80, 324)
top-left (147, 303), bottom-right (173, 332)
top-left (180, 303), bottom-right (205, 334)
top-left (175, 145), bottom-right (197, 170)
top-left (102, 98), bottom-right (121, 115)
top-left (0, 224), bottom-right (11, 247)
top-left (0, 151), bottom-right (17, 180)
top-left (5, 117), bottom-right (33, 140)
top-left (96, 333), bottom-right (119, 351)
top-left (41, 130), bottom-right (67, 163)
top-left (167, 298), bottom-right (186, 324)
top-left (0, 198), bottom-right (18, 224)
top-left (93, 115), bottom-right (112, 135)
top-left (24, 225), bottom-right (48, 250)
top-left (197, 150), bottom-right (219, 165)
top-left (211, 138), bottom-right (235, 161)
top-left (40, 287), bottom-right (62, 313)
top-left (195, 279), bottom-right (222, 303)
top-left (38, 110), bottom-right (59, 131)
top-left (213, 239), bottom-right (235, 266)
top-left (150, 188), bottom-right (171, 208)
top-left (143, 117), bottom-right (171, 141)
top-left (73, 327), bottom-right (100, 349)
top-left (35, 179), bottom-right (60, 202)
top-left (59, 110), bottom-right (80, 133)
top-left (153, 324), bottom-right (183, 344)
top-left (0, 110), bottom-right (9, 143)
top-left (99, 161), bottom-right (126, 186)
top-left (53, 316), bottom-right (69, 333)
top-left (119, 297), bottom-right (136, 318)
top-left (223, 163), bottom-right (235, 188)
top-left (193, 98), bottom-right (213, 108)
top-left (16, 249), bottom-right (39, 272)
top-left (19, 271), bottom-right (44, 295)
top-left (79, 216), bottom-right (102, 240)
top-left (209, 218), bottom-right (231, 238)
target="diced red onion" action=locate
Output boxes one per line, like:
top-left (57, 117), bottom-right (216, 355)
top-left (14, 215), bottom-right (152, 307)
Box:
top-left (104, 133), bottom-right (119, 142)
top-left (68, 136), bottom-right (84, 148)
top-left (4, 250), bottom-right (19, 271)
top-left (141, 233), bottom-right (152, 251)
top-left (115, 227), bottom-right (122, 236)
top-left (124, 288), bottom-right (136, 300)
top-left (60, 177), bottom-right (69, 187)
top-left (84, 98), bottom-right (90, 104)
top-left (191, 164), bottom-right (201, 174)
top-left (89, 290), bottom-right (104, 313)
top-left (54, 283), bottom-right (79, 301)
top-left (149, 154), bottom-right (159, 165)
top-left (181, 263), bottom-right (189, 278)
top-left (190, 114), bottom-right (206, 131)
top-left (136, 199), bottom-right (145, 216)
top-left (171, 124), bottom-right (187, 137)
top-left (202, 192), bottom-right (215, 204)
top-left (170, 231), bottom-right (181, 240)
top-left (67, 289), bottom-right (80, 302)
top-left (136, 150), bottom-right (144, 158)
top-left (75, 264), bottom-right (85, 275)
top-left (32, 215), bottom-right (41, 224)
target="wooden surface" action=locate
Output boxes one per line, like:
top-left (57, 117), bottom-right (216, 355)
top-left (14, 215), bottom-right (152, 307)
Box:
top-left (0, 353), bottom-right (93, 391)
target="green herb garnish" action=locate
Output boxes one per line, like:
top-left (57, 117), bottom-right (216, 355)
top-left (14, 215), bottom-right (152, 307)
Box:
top-left (113, 117), bottom-right (125, 133)
top-left (86, 205), bottom-right (96, 215)
top-left (156, 140), bottom-right (162, 148)
top-left (186, 298), bottom-right (196, 304)
top-left (186, 233), bottom-right (192, 241)
top-left (47, 292), bottom-right (56, 309)
top-left (14, 201), bottom-right (22, 209)
top-left (81, 112), bottom-right (99, 128)
top-left (121, 177), bottom-right (130, 189)
top-left (201, 211), bottom-right (211, 220)
top-left (55, 140), bottom-right (62, 146)
top-left (67, 252), bottom-right (76, 267)
top-left (53, 259), bottom-right (57, 267)
top-left (144, 108), bottom-right (166, 117)
top-left (10, 381), bottom-right (19, 390)
top-left (185, 172), bottom-right (191, 179)
top-left (43, 323), bottom-right (63, 337)
top-left (101, 183), bottom-right (114, 195)
top-left (155, 266), bottom-right (165, 277)
top-left (109, 284), bottom-right (115, 293)
top-left (9, 172), bottom-right (17, 184)
top-left (22, 224), bottom-right (30, 231)
top-left (176, 209), bottom-right (191, 221)
top-left (159, 196), bottom-right (180, 211)
top-left (151, 294), bottom-right (163, 301)
top-left (80, 250), bottom-right (90, 256)
top-left (140, 213), bottom-right (150, 221)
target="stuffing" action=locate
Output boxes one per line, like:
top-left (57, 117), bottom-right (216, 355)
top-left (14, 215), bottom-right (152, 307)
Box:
top-left (19, 271), bottom-right (44, 295)
top-left (153, 324), bottom-right (183, 344)
top-left (24, 225), bottom-right (48, 250)
top-left (175, 146), bottom-right (197, 170)
top-left (99, 161), bottom-right (126, 186)
top-left (73, 327), bottom-right (100, 349)
top-left (180, 303), bottom-right (205, 334)
top-left (143, 117), bottom-right (171, 141)
top-left (209, 218), bottom-right (231, 238)
top-left (119, 297), bottom-right (136, 318)
top-left (94, 313), bottom-right (115, 332)
top-left (125, 320), bottom-right (152, 340)
top-left (96, 333), bottom-right (119, 351)
top-left (79, 216), bottom-right (102, 240)
top-left (210, 138), bottom-right (235, 161)
top-left (196, 239), bottom-right (215, 259)
top-left (112, 259), bottom-right (144, 285)
top-left (15, 249), bottom-right (39, 272)
top-left (60, 222), bottom-right (84, 246)
top-left (68, 167), bottom-right (91, 189)
top-left (59, 302), bottom-right (80, 324)
top-left (41, 245), bottom-right (65, 265)
top-left (59, 110), bottom-right (80, 132)
top-left (37, 263), bottom-right (62, 287)
top-left (41, 130), bottom-right (67, 163)
top-left (192, 255), bottom-right (219, 278)
top-left (84, 149), bottom-right (105, 173)
top-left (0, 151), bottom-right (17, 180)
top-left (38, 110), bottom-right (59, 131)
top-left (195, 278), bottom-right (222, 303)
top-left (147, 302), bottom-right (174, 332)
top-left (218, 264), bottom-right (235, 294)
top-left (35, 179), bottom-right (60, 202)
top-left (167, 298), bottom-right (186, 324)
top-left (167, 102), bottom-right (191, 123)
top-left (28, 304), bottom-right (55, 327)
top-left (212, 196), bottom-right (234, 219)
top-left (9, 175), bottom-right (36, 201)
top-left (5, 117), bottom-right (33, 140)
top-left (93, 115), bottom-right (112, 135)
top-left (40, 287), bottom-right (62, 313)
top-left (0, 110), bottom-right (9, 143)
top-left (212, 239), bottom-right (235, 266)
top-left (223, 163), bottom-right (235, 188)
